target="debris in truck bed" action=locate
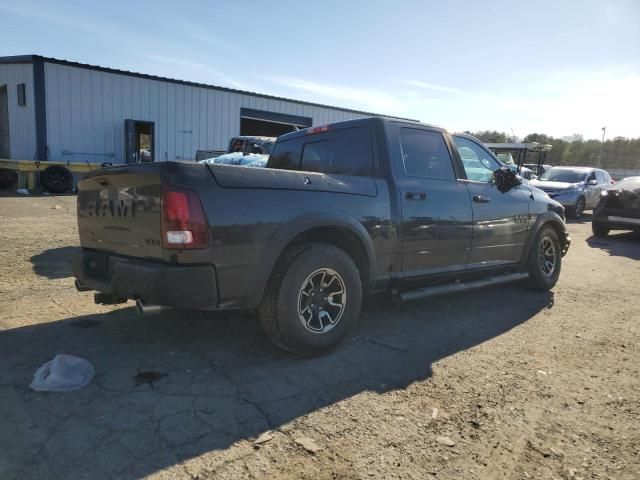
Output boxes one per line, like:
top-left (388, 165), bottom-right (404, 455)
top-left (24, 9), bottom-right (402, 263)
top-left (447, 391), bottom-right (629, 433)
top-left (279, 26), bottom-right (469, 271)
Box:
top-left (199, 152), bottom-right (268, 168)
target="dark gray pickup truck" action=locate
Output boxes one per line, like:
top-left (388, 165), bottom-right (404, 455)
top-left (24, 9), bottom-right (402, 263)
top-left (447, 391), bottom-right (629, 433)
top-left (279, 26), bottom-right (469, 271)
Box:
top-left (73, 117), bottom-right (570, 356)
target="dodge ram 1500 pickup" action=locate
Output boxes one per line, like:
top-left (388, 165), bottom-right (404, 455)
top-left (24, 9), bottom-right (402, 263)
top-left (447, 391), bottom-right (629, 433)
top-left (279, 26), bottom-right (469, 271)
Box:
top-left (73, 117), bottom-right (570, 356)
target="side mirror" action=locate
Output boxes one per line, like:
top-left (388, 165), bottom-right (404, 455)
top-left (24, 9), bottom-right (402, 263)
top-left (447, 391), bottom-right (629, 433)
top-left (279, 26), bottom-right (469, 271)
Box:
top-left (587, 179), bottom-right (598, 186)
top-left (493, 167), bottom-right (522, 193)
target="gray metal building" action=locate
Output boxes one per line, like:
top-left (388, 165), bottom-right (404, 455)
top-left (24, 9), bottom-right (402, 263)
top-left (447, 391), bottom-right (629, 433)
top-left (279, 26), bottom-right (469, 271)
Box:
top-left (0, 55), bottom-right (407, 164)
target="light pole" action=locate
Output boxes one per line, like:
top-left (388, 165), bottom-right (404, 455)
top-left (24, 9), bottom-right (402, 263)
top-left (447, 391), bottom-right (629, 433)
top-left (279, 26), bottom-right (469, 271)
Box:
top-left (598, 126), bottom-right (606, 168)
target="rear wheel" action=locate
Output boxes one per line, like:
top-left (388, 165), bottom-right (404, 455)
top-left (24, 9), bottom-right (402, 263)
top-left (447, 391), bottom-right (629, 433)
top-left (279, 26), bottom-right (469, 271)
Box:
top-left (0, 169), bottom-right (17, 188)
top-left (40, 165), bottom-right (73, 194)
top-left (569, 197), bottom-right (585, 219)
top-left (592, 221), bottom-right (609, 238)
top-left (259, 243), bottom-right (362, 356)
top-left (526, 226), bottom-right (562, 290)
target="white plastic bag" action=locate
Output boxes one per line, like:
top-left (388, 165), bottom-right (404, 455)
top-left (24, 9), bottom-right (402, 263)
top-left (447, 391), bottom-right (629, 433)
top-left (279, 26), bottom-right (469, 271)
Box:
top-left (30, 354), bottom-right (95, 392)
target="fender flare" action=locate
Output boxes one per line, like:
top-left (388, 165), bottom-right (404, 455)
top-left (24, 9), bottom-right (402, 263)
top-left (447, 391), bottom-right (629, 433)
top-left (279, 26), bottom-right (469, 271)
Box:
top-left (519, 211), bottom-right (569, 269)
top-left (247, 212), bottom-right (377, 307)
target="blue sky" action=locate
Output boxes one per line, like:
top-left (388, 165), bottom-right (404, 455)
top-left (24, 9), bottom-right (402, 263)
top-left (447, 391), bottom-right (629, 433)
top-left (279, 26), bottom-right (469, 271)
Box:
top-left (1, 0), bottom-right (639, 139)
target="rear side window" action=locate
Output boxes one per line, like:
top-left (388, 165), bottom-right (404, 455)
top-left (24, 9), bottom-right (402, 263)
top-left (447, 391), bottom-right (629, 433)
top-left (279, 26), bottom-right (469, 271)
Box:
top-left (400, 128), bottom-right (455, 180)
top-left (268, 137), bottom-right (304, 170)
top-left (268, 126), bottom-right (373, 176)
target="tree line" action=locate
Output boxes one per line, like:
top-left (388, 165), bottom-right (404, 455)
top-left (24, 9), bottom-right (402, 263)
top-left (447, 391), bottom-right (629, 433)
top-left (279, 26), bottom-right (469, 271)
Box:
top-left (465, 130), bottom-right (640, 170)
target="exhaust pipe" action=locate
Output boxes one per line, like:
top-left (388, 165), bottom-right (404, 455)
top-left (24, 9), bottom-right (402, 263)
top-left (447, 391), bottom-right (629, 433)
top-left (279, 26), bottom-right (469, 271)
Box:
top-left (135, 300), bottom-right (166, 315)
top-left (75, 279), bottom-right (91, 292)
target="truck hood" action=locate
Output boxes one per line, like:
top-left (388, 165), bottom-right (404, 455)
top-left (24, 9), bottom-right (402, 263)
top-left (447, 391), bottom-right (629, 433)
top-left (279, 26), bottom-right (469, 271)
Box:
top-left (529, 180), bottom-right (583, 191)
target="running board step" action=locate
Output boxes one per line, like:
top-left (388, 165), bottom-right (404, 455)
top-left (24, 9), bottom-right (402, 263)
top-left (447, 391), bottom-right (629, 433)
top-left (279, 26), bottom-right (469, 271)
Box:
top-left (399, 272), bottom-right (529, 302)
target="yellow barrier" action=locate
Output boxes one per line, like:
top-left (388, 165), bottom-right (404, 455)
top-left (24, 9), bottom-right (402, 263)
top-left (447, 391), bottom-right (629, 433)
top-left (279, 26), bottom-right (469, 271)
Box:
top-left (0, 158), bottom-right (101, 190)
top-left (0, 158), bottom-right (96, 172)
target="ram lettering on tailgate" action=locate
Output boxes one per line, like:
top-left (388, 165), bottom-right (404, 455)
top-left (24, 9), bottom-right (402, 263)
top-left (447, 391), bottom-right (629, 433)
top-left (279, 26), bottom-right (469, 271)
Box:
top-left (86, 197), bottom-right (136, 218)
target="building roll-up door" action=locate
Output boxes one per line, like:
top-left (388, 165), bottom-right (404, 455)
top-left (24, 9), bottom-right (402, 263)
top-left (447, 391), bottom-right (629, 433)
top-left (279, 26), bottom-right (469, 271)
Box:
top-left (0, 85), bottom-right (10, 158)
top-left (240, 108), bottom-right (312, 137)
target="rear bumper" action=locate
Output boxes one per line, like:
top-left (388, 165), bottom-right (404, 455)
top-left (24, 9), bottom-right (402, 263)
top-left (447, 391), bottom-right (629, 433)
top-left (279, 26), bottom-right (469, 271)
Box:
top-left (72, 250), bottom-right (218, 310)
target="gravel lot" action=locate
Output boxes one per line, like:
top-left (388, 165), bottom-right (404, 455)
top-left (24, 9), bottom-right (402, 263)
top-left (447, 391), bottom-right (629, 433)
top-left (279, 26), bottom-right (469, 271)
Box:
top-left (0, 193), bottom-right (638, 480)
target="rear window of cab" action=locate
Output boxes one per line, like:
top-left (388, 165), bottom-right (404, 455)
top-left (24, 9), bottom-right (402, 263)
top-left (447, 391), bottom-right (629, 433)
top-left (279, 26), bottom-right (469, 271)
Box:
top-left (268, 127), bottom-right (373, 176)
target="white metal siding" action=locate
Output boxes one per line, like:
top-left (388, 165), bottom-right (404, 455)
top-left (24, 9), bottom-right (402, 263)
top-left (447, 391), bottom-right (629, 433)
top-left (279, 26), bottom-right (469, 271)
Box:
top-left (44, 62), bottom-right (368, 163)
top-left (0, 63), bottom-right (36, 159)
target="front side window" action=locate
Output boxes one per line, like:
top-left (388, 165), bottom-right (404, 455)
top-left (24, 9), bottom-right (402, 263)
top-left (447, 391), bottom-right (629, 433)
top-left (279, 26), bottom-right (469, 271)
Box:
top-left (452, 136), bottom-right (500, 183)
top-left (399, 128), bottom-right (455, 180)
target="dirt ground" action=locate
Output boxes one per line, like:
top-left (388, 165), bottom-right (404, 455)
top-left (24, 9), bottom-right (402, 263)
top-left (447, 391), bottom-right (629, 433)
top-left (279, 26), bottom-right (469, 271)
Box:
top-left (0, 193), bottom-right (638, 480)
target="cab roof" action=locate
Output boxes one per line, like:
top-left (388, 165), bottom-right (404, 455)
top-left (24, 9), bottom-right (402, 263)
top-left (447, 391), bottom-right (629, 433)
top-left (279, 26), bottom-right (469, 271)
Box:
top-left (276, 116), bottom-right (444, 143)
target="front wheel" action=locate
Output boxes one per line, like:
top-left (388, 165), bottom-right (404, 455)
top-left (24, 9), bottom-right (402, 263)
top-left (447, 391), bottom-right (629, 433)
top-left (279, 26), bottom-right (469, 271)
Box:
top-left (592, 221), bottom-right (609, 238)
top-left (569, 197), bottom-right (585, 219)
top-left (259, 243), bottom-right (362, 356)
top-left (526, 226), bottom-right (562, 290)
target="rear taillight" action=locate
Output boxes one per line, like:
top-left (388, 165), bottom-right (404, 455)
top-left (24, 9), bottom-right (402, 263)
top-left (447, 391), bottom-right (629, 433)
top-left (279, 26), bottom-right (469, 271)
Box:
top-left (161, 186), bottom-right (209, 249)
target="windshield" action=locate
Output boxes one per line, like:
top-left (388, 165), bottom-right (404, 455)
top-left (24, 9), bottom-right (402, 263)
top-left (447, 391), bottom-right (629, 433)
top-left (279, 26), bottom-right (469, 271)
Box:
top-left (615, 177), bottom-right (640, 192)
top-left (538, 168), bottom-right (587, 183)
top-left (496, 153), bottom-right (515, 165)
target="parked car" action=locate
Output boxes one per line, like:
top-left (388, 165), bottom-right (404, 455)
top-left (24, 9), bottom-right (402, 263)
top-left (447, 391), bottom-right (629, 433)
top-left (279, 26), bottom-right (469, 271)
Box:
top-left (486, 143), bottom-right (551, 181)
top-left (530, 167), bottom-right (614, 219)
top-left (73, 117), bottom-right (570, 356)
top-left (227, 136), bottom-right (276, 155)
top-left (592, 176), bottom-right (640, 237)
top-left (524, 163), bottom-right (553, 176)
top-left (508, 163), bottom-right (537, 181)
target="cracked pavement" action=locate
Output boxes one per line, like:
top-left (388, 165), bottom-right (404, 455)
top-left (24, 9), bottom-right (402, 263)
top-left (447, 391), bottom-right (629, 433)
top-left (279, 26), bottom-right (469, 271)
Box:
top-left (0, 194), bottom-right (638, 479)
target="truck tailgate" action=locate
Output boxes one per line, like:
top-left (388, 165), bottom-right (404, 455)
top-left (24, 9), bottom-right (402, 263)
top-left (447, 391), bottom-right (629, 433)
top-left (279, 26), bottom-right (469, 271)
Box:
top-left (77, 165), bottom-right (164, 259)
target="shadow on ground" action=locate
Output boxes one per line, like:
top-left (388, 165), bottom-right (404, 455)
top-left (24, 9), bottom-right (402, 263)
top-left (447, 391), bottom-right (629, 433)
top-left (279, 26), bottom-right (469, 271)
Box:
top-left (30, 246), bottom-right (80, 279)
top-left (0, 286), bottom-right (552, 479)
top-left (586, 231), bottom-right (640, 260)
top-left (0, 189), bottom-right (76, 198)
top-left (566, 211), bottom-right (593, 225)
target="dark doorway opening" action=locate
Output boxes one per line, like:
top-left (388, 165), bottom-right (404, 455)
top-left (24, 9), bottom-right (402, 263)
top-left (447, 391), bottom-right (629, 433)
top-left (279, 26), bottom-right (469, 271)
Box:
top-left (240, 117), bottom-right (298, 137)
top-left (239, 108), bottom-right (312, 138)
top-left (0, 85), bottom-right (10, 159)
top-left (124, 120), bottom-right (154, 163)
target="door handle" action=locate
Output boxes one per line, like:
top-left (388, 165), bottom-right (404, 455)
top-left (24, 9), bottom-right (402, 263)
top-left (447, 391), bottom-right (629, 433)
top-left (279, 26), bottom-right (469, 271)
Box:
top-left (473, 194), bottom-right (490, 203)
top-left (406, 192), bottom-right (426, 201)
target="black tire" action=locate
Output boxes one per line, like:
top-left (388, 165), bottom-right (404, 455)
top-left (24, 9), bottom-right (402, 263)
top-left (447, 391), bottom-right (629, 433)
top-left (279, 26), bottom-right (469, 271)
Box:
top-left (0, 169), bottom-right (17, 188)
top-left (259, 242), bottom-right (362, 357)
top-left (526, 226), bottom-right (562, 291)
top-left (592, 221), bottom-right (609, 238)
top-left (40, 165), bottom-right (73, 194)
top-left (568, 197), bottom-right (585, 219)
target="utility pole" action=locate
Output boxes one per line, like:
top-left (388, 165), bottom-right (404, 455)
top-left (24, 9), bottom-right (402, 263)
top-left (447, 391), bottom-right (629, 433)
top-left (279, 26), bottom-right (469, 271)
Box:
top-left (598, 126), bottom-right (606, 168)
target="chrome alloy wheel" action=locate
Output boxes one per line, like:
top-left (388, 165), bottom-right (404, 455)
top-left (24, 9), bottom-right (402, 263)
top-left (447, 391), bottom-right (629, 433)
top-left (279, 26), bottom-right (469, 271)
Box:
top-left (539, 237), bottom-right (557, 277)
top-left (575, 198), bottom-right (585, 219)
top-left (297, 268), bottom-right (347, 334)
